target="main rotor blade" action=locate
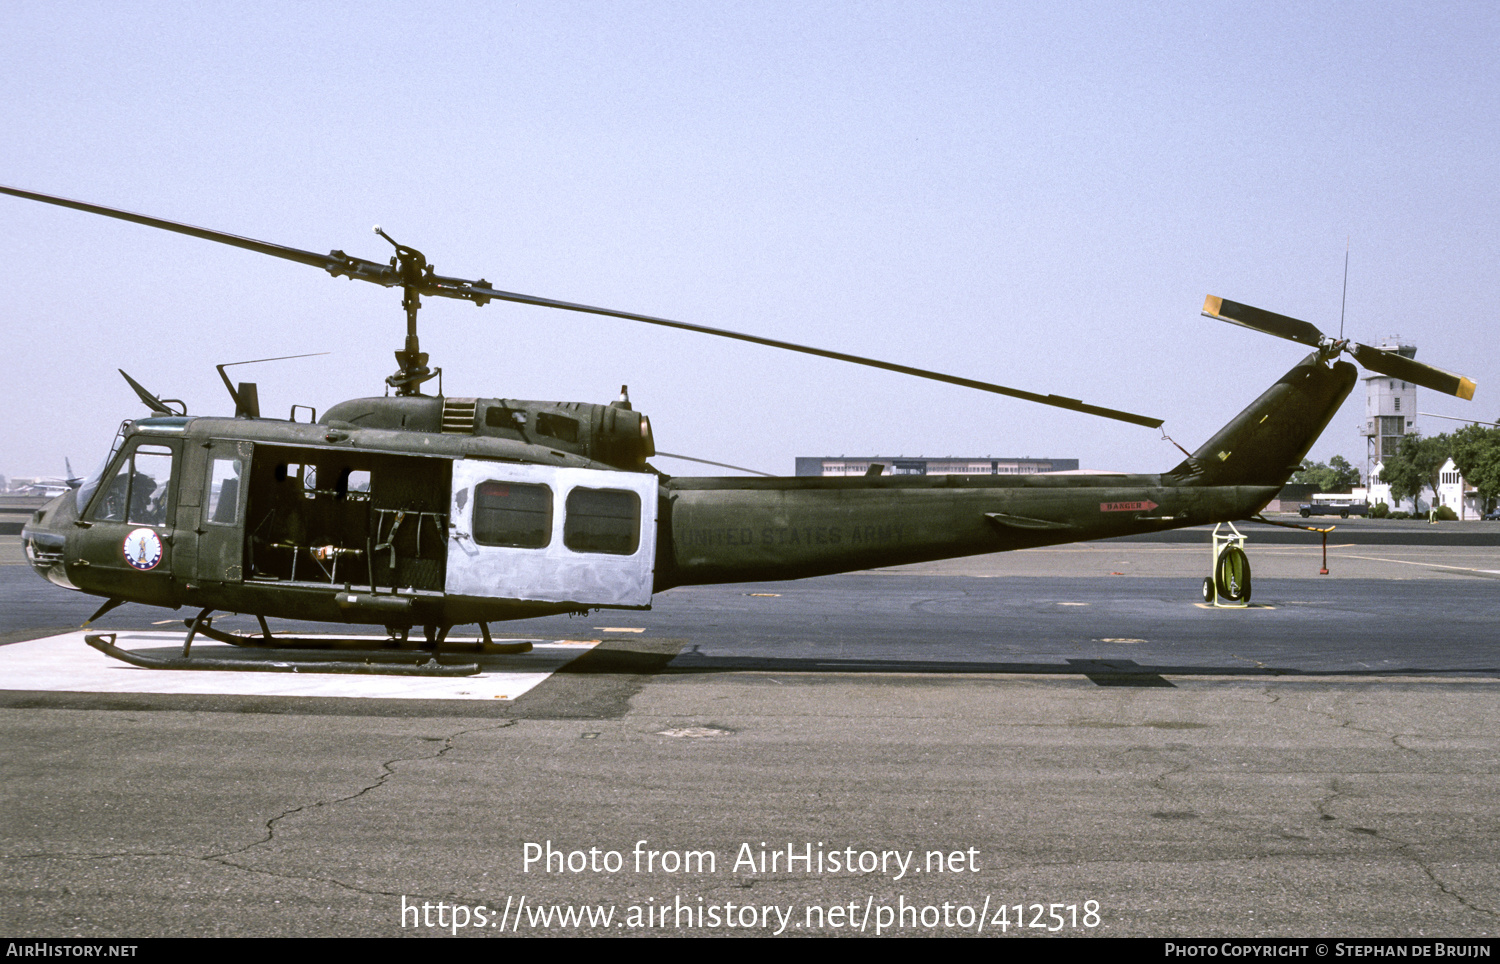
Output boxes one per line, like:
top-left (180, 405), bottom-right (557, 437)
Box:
top-left (654, 452), bottom-right (776, 477)
top-left (1350, 343), bottom-right (1476, 400)
top-left (1202, 295), bottom-right (1325, 348)
top-left (1, 184), bottom-right (1161, 428)
top-left (0, 184), bottom-right (400, 287)
top-left (454, 282), bottom-right (1164, 428)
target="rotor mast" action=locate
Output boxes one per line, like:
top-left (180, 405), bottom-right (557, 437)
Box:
top-left (375, 226), bottom-right (435, 395)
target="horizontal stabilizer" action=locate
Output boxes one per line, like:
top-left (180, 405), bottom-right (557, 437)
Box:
top-left (984, 511), bottom-right (1074, 531)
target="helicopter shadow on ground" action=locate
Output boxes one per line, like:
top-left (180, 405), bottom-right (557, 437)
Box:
top-left (562, 639), bottom-right (1500, 689)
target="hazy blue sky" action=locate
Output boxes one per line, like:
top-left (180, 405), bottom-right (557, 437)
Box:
top-left (3, 2), bottom-right (1496, 478)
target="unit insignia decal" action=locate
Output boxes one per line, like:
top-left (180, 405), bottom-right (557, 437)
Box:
top-left (123, 528), bottom-right (164, 571)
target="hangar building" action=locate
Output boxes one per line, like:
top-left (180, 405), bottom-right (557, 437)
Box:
top-left (795, 456), bottom-right (1079, 477)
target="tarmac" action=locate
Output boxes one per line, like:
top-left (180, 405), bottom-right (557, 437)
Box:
top-left (0, 526), bottom-right (1496, 938)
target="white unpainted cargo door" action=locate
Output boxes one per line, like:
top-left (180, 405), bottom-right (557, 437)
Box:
top-left (446, 460), bottom-right (658, 608)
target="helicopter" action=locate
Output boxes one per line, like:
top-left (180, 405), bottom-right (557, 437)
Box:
top-left (5, 184), bottom-right (1476, 677)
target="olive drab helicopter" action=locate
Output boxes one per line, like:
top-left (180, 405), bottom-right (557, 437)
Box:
top-left (6, 184), bottom-right (1477, 677)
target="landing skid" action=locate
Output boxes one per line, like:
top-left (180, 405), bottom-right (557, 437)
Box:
top-left (85, 632), bottom-right (483, 677)
top-left (84, 609), bottom-right (535, 677)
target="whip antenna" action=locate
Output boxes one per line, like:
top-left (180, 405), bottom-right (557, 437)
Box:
top-left (1339, 237), bottom-right (1350, 341)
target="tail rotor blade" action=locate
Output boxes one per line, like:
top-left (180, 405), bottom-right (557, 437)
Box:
top-left (1350, 343), bottom-right (1476, 400)
top-left (1202, 296), bottom-right (1325, 348)
top-left (1202, 293), bottom-right (1476, 402)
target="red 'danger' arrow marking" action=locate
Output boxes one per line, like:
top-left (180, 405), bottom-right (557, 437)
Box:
top-left (1100, 500), bottom-right (1158, 513)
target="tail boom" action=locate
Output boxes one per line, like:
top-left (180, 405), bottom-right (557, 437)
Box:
top-left (654, 353), bottom-right (1355, 589)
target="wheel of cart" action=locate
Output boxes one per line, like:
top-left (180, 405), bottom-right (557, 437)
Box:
top-left (1205, 522), bottom-right (1251, 607)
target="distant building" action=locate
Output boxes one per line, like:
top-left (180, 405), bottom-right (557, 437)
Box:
top-left (1368, 457), bottom-right (1482, 519)
top-left (796, 456), bottom-right (1079, 477)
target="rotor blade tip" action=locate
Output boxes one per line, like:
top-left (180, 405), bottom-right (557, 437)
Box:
top-left (1202, 295), bottom-right (1222, 317)
top-left (1459, 377), bottom-right (1477, 401)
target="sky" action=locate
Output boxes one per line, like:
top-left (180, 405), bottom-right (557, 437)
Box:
top-left (3, 1), bottom-right (1497, 479)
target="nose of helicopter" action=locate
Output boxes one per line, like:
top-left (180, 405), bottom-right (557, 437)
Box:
top-left (19, 493), bottom-right (75, 587)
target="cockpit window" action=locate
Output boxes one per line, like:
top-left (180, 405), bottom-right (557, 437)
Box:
top-left (92, 443), bottom-right (175, 526)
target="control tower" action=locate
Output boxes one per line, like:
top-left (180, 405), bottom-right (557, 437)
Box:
top-left (1362, 337), bottom-right (1417, 483)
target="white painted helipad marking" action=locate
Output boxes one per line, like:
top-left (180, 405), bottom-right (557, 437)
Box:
top-left (1192, 603), bottom-right (1277, 610)
top-left (0, 632), bottom-right (597, 701)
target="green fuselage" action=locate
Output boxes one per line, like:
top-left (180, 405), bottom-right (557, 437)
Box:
top-left (658, 351), bottom-right (1356, 587)
top-left (658, 473), bottom-right (1273, 587)
top-left (22, 353), bottom-right (1356, 629)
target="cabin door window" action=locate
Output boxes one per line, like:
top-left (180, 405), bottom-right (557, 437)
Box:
top-left (206, 455), bottom-right (244, 525)
top-left (473, 481), bottom-right (553, 548)
top-left (447, 460), bottom-right (657, 608)
top-left (194, 441), bottom-right (252, 584)
top-left (563, 487), bottom-right (642, 555)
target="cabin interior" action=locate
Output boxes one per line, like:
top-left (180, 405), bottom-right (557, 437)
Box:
top-left (242, 446), bottom-right (450, 593)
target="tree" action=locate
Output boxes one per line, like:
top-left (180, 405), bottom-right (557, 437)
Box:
top-left (1380, 433), bottom-right (1451, 508)
top-left (1450, 423), bottom-right (1500, 511)
top-left (1292, 455), bottom-right (1363, 492)
top-left (1326, 455), bottom-right (1362, 488)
